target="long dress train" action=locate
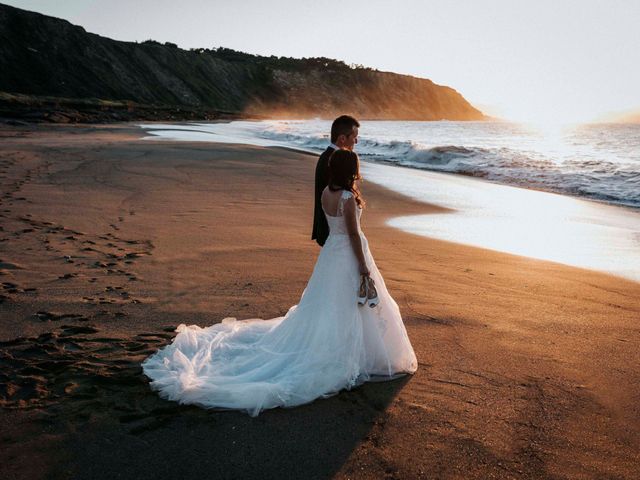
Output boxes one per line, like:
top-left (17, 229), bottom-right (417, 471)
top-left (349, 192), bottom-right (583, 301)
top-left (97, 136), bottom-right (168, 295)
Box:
top-left (142, 189), bottom-right (417, 416)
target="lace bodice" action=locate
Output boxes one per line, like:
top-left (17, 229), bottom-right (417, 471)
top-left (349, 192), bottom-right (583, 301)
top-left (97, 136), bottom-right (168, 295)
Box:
top-left (322, 189), bottom-right (362, 236)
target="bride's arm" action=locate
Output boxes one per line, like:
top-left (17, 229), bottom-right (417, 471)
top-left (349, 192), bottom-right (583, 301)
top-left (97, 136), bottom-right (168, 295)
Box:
top-left (344, 197), bottom-right (369, 276)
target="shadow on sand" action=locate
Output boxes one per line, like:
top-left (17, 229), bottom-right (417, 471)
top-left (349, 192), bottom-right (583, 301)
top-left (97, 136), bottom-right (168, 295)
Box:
top-left (0, 322), bottom-right (410, 479)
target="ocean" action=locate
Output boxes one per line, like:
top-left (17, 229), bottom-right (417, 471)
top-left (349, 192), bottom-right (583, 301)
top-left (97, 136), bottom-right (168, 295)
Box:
top-left (141, 120), bottom-right (640, 209)
top-left (139, 120), bottom-right (640, 283)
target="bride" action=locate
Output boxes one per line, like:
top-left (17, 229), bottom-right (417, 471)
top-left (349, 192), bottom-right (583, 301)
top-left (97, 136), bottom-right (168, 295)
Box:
top-left (142, 149), bottom-right (418, 416)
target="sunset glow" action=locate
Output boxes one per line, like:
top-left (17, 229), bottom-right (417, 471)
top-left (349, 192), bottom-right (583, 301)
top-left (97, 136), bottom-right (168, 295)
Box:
top-left (3, 1), bottom-right (640, 476)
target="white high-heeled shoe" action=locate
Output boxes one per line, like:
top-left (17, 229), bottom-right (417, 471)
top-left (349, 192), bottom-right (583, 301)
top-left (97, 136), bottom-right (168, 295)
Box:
top-left (357, 275), bottom-right (368, 305)
top-left (366, 276), bottom-right (379, 308)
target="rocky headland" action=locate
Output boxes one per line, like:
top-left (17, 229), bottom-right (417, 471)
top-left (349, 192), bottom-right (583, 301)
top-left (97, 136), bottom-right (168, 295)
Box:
top-left (0, 3), bottom-right (485, 123)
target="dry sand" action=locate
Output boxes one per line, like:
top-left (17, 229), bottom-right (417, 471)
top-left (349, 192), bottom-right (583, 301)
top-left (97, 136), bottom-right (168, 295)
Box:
top-left (0, 123), bottom-right (639, 479)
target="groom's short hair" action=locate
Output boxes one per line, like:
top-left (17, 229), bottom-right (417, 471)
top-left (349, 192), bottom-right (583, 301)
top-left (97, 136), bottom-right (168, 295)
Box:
top-left (331, 115), bottom-right (360, 143)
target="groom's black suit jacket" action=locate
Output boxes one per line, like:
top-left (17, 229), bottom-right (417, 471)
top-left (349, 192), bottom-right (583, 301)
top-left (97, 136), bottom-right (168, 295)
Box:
top-left (312, 146), bottom-right (335, 246)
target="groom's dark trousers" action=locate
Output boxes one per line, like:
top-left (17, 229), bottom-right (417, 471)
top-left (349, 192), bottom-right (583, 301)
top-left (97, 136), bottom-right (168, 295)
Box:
top-left (311, 146), bottom-right (336, 247)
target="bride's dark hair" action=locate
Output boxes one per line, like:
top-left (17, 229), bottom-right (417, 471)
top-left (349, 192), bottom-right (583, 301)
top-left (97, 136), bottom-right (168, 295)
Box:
top-left (327, 149), bottom-right (365, 208)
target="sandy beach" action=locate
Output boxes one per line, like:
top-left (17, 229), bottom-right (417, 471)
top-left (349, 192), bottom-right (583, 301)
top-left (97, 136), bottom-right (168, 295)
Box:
top-left (1, 123), bottom-right (639, 479)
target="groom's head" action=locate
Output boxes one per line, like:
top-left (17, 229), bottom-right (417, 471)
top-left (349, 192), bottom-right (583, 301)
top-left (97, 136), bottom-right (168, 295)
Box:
top-left (331, 115), bottom-right (360, 151)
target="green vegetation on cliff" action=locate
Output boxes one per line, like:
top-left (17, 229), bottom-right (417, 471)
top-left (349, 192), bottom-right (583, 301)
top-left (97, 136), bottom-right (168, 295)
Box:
top-left (0, 3), bottom-right (485, 121)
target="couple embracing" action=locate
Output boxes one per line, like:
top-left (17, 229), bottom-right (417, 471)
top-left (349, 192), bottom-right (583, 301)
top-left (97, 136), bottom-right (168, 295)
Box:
top-left (142, 115), bottom-right (417, 417)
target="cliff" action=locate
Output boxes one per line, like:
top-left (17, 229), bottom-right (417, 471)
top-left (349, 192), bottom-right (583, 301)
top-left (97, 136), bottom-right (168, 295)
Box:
top-left (0, 3), bottom-right (485, 121)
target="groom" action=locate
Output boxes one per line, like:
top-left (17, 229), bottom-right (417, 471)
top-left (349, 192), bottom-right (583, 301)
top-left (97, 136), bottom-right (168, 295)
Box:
top-left (312, 115), bottom-right (360, 246)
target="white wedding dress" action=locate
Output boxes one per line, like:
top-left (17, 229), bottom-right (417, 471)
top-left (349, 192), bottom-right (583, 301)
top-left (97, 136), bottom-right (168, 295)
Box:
top-left (142, 189), bottom-right (418, 416)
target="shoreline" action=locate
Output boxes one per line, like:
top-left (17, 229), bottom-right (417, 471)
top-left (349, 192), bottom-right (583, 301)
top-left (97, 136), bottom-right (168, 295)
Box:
top-left (139, 121), bottom-right (640, 284)
top-left (139, 120), bottom-right (640, 212)
top-left (1, 123), bottom-right (639, 479)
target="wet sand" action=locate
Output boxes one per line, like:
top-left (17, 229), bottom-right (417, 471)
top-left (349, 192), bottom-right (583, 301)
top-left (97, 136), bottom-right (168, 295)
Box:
top-left (1, 123), bottom-right (639, 479)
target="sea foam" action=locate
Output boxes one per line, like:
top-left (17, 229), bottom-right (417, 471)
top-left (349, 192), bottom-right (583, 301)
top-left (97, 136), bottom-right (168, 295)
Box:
top-left (142, 120), bottom-right (640, 209)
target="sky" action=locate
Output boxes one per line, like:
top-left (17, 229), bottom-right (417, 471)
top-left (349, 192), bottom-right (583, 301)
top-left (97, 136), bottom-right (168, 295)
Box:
top-left (5, 0), bottom-right (640, 123)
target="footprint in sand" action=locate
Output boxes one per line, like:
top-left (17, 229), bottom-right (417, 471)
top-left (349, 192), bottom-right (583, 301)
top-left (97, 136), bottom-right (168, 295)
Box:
top-left (1, 281), bottom-right (35, 296)
top-left (58, 273), bottom-right (77, 280)
top-left (34, 311), bottom-right (89, 322)
top-left (0, 324), bottom-right (179, 432)
top-left (0, 260), bottom-right (24, 270)
top-left (2, 281), bottom-right (21, 294)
